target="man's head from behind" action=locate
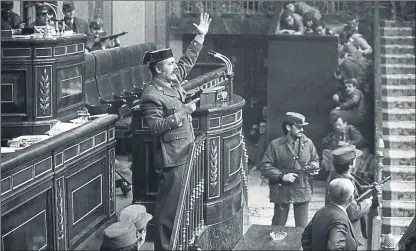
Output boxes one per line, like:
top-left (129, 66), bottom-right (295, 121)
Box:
top-left (143, 49), bottom-right (178, 83)
top-left (332, 145), bottom-right (362, 174)
top-left (328, 178), bottom-right (354, 207)
top-left (1, 1), bottom-right (14, 17)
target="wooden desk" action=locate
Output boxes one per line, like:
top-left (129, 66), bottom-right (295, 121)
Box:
top-left (1, 114), bottom-right (118, 250)
top-left (233, 224), bottom-right (304, 250)
top-left (1, 34), bottom-right (87, 139)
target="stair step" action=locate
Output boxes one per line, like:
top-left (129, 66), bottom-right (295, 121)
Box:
top-left (382, 110), bottom-right (416, 124)
top-left (382, 54), bottom-right (416, 65)
top-left (380, 20), bottom-right (416, 28)
top-left (381, 36), bottom-right (416, 46)
top-left (381, 45), bottom-right (415, 54)
top-left (383, 180), bottom-right (415, 201)
top-left (383, 135), bottom-right (416, 150)
top-left (383, 201), bottom-right (416, 217)
top-left (381, 64), bottom-right (416, 75)
top-left (382, 120), bottom-right (416, 136)
top-left (382, 217), bottom-right (415, 235)
top-left (383, 165), bottom-right (415, 181)
top-left (384, 149), bottom-right (416, 166)
top-left (382, 85), bottom-right (416, 96)
top-left (382, 96), bottom-right (416, 109)
top-left (381, 27), bottom-right (415, 36)
top-left (382, 74), bottom-right (416, 86)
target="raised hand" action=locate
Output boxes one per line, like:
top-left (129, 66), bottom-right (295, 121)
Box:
top-left (193, 12), bottom-right (212, 37)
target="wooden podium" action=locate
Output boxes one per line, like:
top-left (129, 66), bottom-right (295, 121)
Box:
top-left (1, 34), bottom-right (87, 139)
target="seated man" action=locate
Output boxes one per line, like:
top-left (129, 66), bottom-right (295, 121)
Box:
top-left (322, 115), bottom-right (368, 172)
top-left (28, 4), bottom-right (53, 28)
top-left (1, 1), bottom-right (23, 30)
top-left (331, 78), bottom-right (367, 128)
top-left (86, 17), bottom-right (120, 52)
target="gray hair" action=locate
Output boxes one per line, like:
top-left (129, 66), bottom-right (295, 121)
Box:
top-left (328, 178), bottom-right (355, 205)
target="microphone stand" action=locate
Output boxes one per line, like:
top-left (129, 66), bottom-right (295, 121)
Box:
top-left (208, 50), bottom-right (234, 103)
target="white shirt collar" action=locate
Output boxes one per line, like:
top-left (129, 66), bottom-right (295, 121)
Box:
top-left (331, 202), bottom-right (348, 216)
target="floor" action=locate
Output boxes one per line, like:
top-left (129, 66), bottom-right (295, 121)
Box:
top-left (85, 156), bottom-right (327, 250)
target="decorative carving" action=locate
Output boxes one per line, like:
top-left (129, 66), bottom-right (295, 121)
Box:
top-left (109, 148), bottom-right (115, 214)
top-left (56, 177), bottom-right (65, 246)
top-left (210, 142), bottom-right (218, 189)
top-left (39, 68), bottom-right (50, 115)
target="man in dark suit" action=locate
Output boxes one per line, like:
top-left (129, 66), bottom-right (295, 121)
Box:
top-left (62, 1), bottom-right (91, 36)
top-left (302, 178), bottom-right (358, 250)
top-left (1, 1), bottom-right (22, 30)
top-left (140, 13), bottom-right (212, 251)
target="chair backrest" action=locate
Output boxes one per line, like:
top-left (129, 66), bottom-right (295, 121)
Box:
top-left (93, 50), bottom-right (114, 101)
top-left (108, 47), bottom-right (126, 96)
top-left (129, 44), bottom-right (145, 90)
top-left (84, 52), bottom-right (101, 106)
top-left (121, 45), bottom-right (135, 92)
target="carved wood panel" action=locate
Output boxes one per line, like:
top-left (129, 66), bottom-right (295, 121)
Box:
top-left (35, 65), bottom-right (53, 118)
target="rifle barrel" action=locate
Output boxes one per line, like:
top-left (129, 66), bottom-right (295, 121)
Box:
top-left (355, 176), bottom-right (391, 202)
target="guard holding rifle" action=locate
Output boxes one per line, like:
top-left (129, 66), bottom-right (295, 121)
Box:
top-left (86, 17), bottom-right (126, 51)
top-left (325, 145), bottom-right (389, 247)
top-left (1, 1), bottom-right (23, 30)
top-left (260, 112), bottom-right (320, 227)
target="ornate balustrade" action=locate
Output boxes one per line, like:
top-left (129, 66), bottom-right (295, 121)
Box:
top-left (169, 135), bottom-right (207, 251)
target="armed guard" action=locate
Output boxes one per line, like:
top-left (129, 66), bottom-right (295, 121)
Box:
top-left (86, 17), bottom-right (121, 52)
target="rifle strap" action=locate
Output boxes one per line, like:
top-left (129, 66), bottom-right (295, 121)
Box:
top-left (285, 141), bottom-right (306, 170)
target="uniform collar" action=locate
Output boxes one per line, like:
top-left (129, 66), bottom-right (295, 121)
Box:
top-left (151, 78), bottom-right (186, 101)
top-left (281, 134), bottom-right (307, 145)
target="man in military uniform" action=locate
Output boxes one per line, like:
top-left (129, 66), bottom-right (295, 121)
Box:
top-left (1, 1), bottom-right (22, 30)
top-left (86, 17), bottom-right (120, 52)
top-left (62, 1), bottom-right (90, 36)
top-left (260, 112), bottom-right (320, 227)
top-left (140, 12), bottom-right (212, 251)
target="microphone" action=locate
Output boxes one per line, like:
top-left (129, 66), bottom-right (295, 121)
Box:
top-left (208, 50), bottom-right (219, 57)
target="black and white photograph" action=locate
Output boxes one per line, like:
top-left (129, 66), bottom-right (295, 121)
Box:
top-left (0, 0), bottom-right (415, 250)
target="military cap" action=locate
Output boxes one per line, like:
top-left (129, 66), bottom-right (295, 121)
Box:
top-left (90, 17), bottom-right (104, 30)
top-left (1, 1), bottom-right (14, 9)
top-left (101, 222), bottom-right (138, 250)
top-left (142, 48), bottom-right (173, 64)
top-left (286, 112), bottom-right (309, 126)
top-left (62, 1), bottom-right (75, 12)
top-left (119, 204), bottom-right (153, 231)
top-left (332, 145), bottom-right (362, 165)
top-left (36, 4), bottom-right (50, 15)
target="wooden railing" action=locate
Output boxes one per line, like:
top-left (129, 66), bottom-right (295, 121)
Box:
top-left (169, 135), bottom-right (207, 251)
top-left (367, 2), bottom-right (384, 250)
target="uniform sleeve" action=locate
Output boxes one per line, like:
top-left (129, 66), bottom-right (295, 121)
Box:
top-left (339, 91), bottom-right (361, 110)
top-left (346, 198), bottom-right (372, 222)
top-left (354, 35), bottom-right (372, 55)
top-left (348, 126), bottom-right (367, 148)
top-left (301, 218), bottom-right (313, 251)
top-left (308, 141), bottom-right (320, 168)
top-left (176, 39), bottom-right (203, 83)
top-left (140, 94), bottom-right (182, 136)
top-left (260, 142), bottom-right (283, 182)
top-left (327, 223), bottom-right (349, 250)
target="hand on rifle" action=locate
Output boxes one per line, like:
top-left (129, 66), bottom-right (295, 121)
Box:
top-left (282, 173), bottom-right (298, 183)
top-left (177, 98), bottom-right (199, 118)
top-left (372, 183), bottom-right (382, 193)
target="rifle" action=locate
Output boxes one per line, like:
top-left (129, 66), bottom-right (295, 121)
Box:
top-left (185, 89), bottom-right (203, 103)
top-left (14, 17), bottom-right (31, 28)
top-left (280, 165), bottom-right (321, 188)
top-left (99, 31), bottom-right (128, 42)
top-left (356, 175), bottom-right (391, 202)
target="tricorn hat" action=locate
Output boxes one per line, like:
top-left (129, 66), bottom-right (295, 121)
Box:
top-left (62, 1), bottom-right (75, 12)
top-left (101, 222), bottom-right (138, 250)
top-left (286, 112), bottom-right (309, 126)
top-left (142, 48), bottom-right (173, 64)
top-left (119, 204), bottom-right (153, 231)
top-left (332, 145), bottom-right (362, 165)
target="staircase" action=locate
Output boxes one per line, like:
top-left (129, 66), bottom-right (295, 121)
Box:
top-left (379, 20), bottom-right (416, 244)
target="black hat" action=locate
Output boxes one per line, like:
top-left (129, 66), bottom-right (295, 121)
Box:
top-left (1, 1), bottom-right (14, 9)
top-left (286, 112), bottom-right (309, 126)
top-left (142, 49), bottom-right (173, 64)
top-left (36, 4), bottom-right (50, 15)
top-left (62, 1), bottom-right (75, 12)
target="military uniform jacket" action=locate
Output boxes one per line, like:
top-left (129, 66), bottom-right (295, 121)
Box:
top-left (322, 124), bottom-right (367, 150)
top-left (1, 12), bottom-right (21, 30)
top-left (140, 40), bottom-right (203, 168)
top-left (301, 203), bottom-right (357, 250)
top-left (260, 135), bottom-right (320, 204)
